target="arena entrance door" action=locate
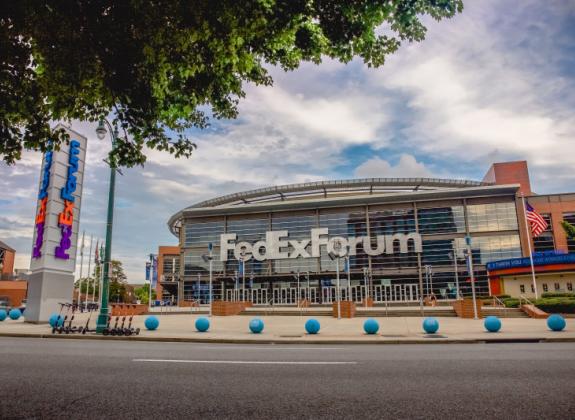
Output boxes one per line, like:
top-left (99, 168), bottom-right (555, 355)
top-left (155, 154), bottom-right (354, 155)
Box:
top-left (373, 283), bottom-right (419, 303)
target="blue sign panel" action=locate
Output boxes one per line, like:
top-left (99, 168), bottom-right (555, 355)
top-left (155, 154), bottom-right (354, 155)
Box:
top-left (487, 253), bottom-right (575, 271)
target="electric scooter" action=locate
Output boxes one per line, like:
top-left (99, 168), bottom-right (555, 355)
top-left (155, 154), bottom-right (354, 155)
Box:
top-left (116, 306), bottom-right (128, 336)
top-left (123, 305), bottom-right (140, 336)
top-left (102, 314), bottom-right (112, 336)
top-left (81, 307), bottom-right (96, 334)
top-left (63, 303), bottom-right (81, 334)
top-left (54, 304), bottom-right (72, 334)
top-left (51, 303), bottom-right (67, 334)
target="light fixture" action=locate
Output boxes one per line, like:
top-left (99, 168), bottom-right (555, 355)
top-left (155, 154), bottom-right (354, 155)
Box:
top-left (96, 120), bottom-right (107, 140)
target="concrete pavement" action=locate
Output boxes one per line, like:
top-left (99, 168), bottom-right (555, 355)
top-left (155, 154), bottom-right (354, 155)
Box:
top-left (0, 312), bottom-right (572, 344)
top-left (1, 338), bottom-right (574, 419)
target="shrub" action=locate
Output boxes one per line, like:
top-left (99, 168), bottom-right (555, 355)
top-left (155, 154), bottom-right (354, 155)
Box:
top-left (541, 292), bottom-right (575, 299)
top-left (535, 297), bottom-right (575, 314)
top-left (503, 298), bottom-right (520, 308)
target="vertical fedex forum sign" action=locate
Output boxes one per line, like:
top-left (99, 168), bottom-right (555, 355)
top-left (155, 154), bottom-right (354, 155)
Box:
top-left (30, 125), bottom-right (87, 275)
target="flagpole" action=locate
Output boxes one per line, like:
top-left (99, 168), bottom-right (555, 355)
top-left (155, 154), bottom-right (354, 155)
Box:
top-left (521, 194), bottom-right (539, 299)
top-left (86, 236), bottom-right (93, 305)
top-left (78, 231), bottom-right (85, 309)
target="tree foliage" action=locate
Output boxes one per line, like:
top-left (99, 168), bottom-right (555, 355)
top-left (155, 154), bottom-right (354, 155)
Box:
top-left (134, 284), bottom-right (157, 304)
top-left (562, 221), bottom-right (575, 239)
top-left (1, 0), bottom-right (463, 167)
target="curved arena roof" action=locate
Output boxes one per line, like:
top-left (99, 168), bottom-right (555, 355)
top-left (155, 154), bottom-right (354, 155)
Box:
top-left (168, 177), bottom-right (495, 235)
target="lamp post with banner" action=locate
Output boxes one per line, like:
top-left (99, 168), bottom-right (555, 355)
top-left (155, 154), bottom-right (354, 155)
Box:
top-left (95, 119), bottom-right (120, 334)
top-left (201, 242), bottom-right (214, 317)
top-left (345, 256), bottom-right (351, 301)
top-left (448, 244), bottom-right (461, 300)
top-left (328, 239), bottom-right (345, 320)
top-left (465, 235), bottom-right (479, 320)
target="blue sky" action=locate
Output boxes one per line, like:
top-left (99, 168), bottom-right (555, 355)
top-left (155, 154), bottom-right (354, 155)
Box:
top-left (1, 0), bottom-right (575, 281)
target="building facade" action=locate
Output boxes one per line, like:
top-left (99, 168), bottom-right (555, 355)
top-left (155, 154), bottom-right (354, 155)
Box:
top-left (160, 161), bottom-right (575, 305)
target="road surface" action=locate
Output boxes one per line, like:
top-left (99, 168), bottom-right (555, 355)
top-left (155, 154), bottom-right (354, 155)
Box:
top-left (0, 338), bottom-right (574, 419)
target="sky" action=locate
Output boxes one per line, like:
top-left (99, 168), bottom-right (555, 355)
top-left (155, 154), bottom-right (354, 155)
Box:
top-left (1, 0), bottom-right (575, 282)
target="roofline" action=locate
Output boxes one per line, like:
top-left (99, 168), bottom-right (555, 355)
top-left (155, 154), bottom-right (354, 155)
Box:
top-left (0, 240), bottom-right (15, 252)
top-left (168, 183), bottom-right (520, 236)
top-left (188, 177), bottom-right (489, 210)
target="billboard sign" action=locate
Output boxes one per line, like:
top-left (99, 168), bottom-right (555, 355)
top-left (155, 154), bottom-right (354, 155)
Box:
top-left (30, 125), bottom-right (88, 274)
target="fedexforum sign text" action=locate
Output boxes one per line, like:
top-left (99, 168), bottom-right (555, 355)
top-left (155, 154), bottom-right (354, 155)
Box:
top-left (221, 229), bottom-right (422, 262)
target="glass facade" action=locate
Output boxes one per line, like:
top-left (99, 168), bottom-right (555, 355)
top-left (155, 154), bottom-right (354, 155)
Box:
top-left (176, 195), bottom-right (522, 303)
top-left (533, 214), bottom-right (554, 252)
top-left (563, 213), bottom-right (575, 253)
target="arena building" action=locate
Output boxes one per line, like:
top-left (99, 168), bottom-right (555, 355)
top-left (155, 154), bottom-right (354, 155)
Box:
top-left (159, 161), bottom-right (575, 306)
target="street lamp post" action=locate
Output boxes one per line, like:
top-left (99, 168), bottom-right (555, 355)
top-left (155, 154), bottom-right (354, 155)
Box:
top-left (345, 256), bottom-right (351, 302)
top-left (465, 235), bottom-right (479, 320)
top-left (95, 119), bottom-right (118, 333)
top-left (449, 247), bottom-right (461, 300)
top-left (328, 240), bottom-right (344, 320)
top-left (201, 242), bottom-right (214, 317)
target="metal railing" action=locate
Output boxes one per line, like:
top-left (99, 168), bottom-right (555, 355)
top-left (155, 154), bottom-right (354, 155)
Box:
top-left (519, 295), bottom-right (535, 307)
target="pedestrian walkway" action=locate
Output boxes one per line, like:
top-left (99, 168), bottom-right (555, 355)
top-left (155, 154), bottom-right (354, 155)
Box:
top-left (0, 312), bottom-right (572, 344)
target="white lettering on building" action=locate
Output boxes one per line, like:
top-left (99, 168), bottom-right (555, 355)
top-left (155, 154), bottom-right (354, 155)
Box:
top-left (220, 228), bottom-right (422, 261)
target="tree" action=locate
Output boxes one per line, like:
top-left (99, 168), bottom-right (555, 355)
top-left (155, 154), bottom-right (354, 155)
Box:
top-left (1, 1), bottom-right (463, 167)
top-left (74, 277), bottom-right (100, 297)
top-left (134, 284), bottom-right (157, 305)
top-left (562, 221), bottom-right (575, 239)
top-left (93, 259), bottom-right (128, 302)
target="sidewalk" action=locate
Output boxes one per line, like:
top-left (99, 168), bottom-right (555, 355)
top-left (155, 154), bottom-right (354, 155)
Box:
top-left (0, 313), bottom-right (572, 344)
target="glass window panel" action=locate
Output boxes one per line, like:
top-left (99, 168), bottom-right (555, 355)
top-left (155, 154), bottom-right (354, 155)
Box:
top-left (563, 213), bottom-right (575, 253)
top-left (184, 220), bottom-right (225, 247)
top-left (319, 210), bottom-right (367, 237)
top-left (417, 206), bottom-right (465, 234)
top-left (227, 217), bottom-right (269, 242)
top-left (533, 214), bottom-right (554, 252)
top-left (183, 249), bottom-right (223, 277)
top-left (369, 209), bottom-right (415, 235)
top-left (468, 234), bottom-right (522, 264)
top-left (467, 202), bottom-right (518, 233)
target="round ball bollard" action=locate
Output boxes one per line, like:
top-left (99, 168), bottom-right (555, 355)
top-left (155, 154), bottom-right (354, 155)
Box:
top-left (547, 314), bottom-right (566, 332)
top-left (144, 315), bottom-right (160, 331)
top-left (249, 318), bottom-right (264, 334)
top-left (422, 317), bottom-right (439, 334)
top-left (0, 309), bottom-right (7, 322)
top-left (484, 316), bottom-right (502, 333)
top-left (363, 318), bottom-right (380, 335)
top-left (8, 308), bottom-right (21, 320)
top-left (305, 319), bottom-right (321, 335)
top-left (48, 313), bottom-right (64, 328)
top-left (195, 317), bottom-right (210, 332)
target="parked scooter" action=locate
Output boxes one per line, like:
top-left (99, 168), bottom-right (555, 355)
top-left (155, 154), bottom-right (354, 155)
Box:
top-left (51, 303), bottom-right (67, 334)
top-left (81, 307), bottom-right (96, 334)
top-left (123, 305), bottom-right (140, 336)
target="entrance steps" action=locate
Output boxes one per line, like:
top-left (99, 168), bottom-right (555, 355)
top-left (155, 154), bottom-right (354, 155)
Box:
top-left (240, 305), bottom-right (458, 317)
top-left (519, 304), bottom-right (548, 319)
top-left (481, 307), bottom-right (530, 318)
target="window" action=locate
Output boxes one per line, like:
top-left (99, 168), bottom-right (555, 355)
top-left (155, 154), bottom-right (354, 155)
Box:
top-left (520, 285), bottom-right (525, 293)
top-left (543, 283), bottom-right (548, 292)
top-left (533, 214), bottom-right (554, 252)
top-left (467, 202), bottom-right (518, 233)
top-left (563, 213), bottom-right (575, 253)
top-left (184, 219), bottom-right (225, 247)
top-left (531, 284), bottom-right (535, 293)
top-left (568, 282), bottom-right (573, 291)
top-left (554, 283), bottom-right (561, 291)
top-left (417, 206), bottom-right (465, 234)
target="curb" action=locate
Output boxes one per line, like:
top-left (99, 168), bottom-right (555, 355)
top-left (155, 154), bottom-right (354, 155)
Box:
top-left (1, 332), bottom-right (574, 345)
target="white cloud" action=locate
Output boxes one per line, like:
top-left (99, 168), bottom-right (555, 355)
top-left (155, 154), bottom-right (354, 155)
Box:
top-left (354, 154), bottom-right (436, 179)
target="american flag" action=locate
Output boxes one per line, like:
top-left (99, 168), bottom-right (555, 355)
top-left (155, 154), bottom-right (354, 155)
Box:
top-left (525, 202), bottom-right (548, 237)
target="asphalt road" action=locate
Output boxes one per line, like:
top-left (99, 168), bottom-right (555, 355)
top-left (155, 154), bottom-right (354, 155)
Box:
top-left (0, 338), bottom-right (574, 419)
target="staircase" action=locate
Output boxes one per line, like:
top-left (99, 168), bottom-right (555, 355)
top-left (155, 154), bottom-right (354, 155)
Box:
top-left (241, 305), bottom-right (458, 317)
top-left (481, 307), bottom-right (529, 318)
